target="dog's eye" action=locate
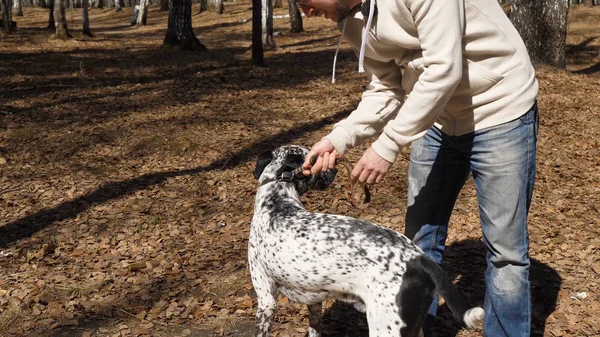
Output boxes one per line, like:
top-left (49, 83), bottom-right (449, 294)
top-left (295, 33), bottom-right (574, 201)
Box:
top-left (285, 154), bottom-right (304, 167)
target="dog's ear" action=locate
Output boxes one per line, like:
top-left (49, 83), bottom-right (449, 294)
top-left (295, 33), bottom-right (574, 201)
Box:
top-left (254, 151), bottom-right (274, 179)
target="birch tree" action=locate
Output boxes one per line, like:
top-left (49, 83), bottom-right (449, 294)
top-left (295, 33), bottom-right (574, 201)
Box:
top-left (54, 0), bottom-right (71, 39)
top-left (261, 0), bottom-right (274, 48)
top-left (162, 0), bottom-right (206, 51)
top-left (136, 0), bottom-right (148, 25)
top-left (510, 0), bottom-right (570, 68)
top-left (13, 0), bottom-right (22, 16)
top-left (215, 0), bottom-right (223, 13)
top-left (114, 0), bottom-right (121, 12)
top-left (287, 0), bottom-right (302, 33)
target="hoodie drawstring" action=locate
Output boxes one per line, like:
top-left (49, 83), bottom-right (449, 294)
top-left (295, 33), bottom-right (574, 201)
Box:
top-left (358, 0), bottom-right (376, 73)
top-left (331, 19), bottom-right (348, 84)
top-left (332, 0), bottom-right (376, 83)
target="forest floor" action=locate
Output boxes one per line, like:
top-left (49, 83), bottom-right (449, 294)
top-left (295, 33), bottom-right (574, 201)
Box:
top-left (1, 3), bottom-right (599, 337)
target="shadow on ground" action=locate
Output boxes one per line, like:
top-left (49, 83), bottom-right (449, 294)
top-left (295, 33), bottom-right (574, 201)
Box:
top-left (0, 108), bottom-right (351, 248)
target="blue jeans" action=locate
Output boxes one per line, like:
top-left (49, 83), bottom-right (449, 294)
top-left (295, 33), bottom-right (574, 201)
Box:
top-left (405, 103), bottom-right (538, 337)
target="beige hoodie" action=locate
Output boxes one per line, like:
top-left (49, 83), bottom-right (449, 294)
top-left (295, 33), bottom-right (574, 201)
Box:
top-left (324, 0), bottom-right (539, 163)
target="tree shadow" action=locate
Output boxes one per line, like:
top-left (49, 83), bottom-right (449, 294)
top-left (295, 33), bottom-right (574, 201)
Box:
top-left (572, 62), bottom-right (600, 75)
top-left (566, 36), bottom-right (599, 54)
top-left (566, 36), bottom-right (600, 73)
top-left (0, 108), bottom-right (351, 248)
top-left (318, 239), bottom-right (561, 337)
top-left (22, 276), bottom-right (168, 336)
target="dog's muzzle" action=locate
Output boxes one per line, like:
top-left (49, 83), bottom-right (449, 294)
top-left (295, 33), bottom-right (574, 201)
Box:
top-left (274, 161), bottom-right (338, 191)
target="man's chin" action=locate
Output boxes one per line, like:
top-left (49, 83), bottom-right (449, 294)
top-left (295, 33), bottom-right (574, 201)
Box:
top-left (331, 13), bottom-right (347, 22)
top-left (333, 4), bottom-right (355, 22)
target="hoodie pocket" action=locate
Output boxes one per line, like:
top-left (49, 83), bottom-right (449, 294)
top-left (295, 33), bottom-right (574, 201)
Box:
top-left (453, 60), bottom-right (505, 96)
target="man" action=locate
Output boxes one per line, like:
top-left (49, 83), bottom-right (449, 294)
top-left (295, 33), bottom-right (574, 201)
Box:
top-left (299, 0), bottom-right (539, 336)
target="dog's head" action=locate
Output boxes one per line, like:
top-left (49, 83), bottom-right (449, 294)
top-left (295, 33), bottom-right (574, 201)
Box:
top-left (253, 145), bottom-right (338, 194)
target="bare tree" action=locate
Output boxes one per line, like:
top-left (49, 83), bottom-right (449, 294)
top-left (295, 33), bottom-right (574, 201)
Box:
top-left (198, 0), bottom-right (206, 12)
top-left (261, 0), bottom-right (274, 48)
top-left (136, 0), bottom-right (148, 25)
top-left (162, 0), bottom-right (206, 51)
top-left (287, 0), bottom-right (302, 33)
top-left (47, 0), bottom-right (54, 28)
top-left (82, 0), bottom-right (93, 36)
top-left (54, 0), bottom-right (71, 39)
top-left (114, 0), bottom-right (122, 11)
top-left (1, 0), bottom-right (11, 32)
top-left (510, 0), bottom-right (570, 68)
top-left (252, 0), bottom-right (263, 65)
top-left (14, 0), bottom-right (22, 16)
top-left (159, 0), bottom-right (167, 11)
top-left (273, 0), bottom-right (281, 8)
top-left (215, 0), bottom-right (223, 13)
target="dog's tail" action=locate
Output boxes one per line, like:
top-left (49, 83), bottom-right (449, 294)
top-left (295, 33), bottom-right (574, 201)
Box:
top-left (419, 255), bottom-right (484, 329)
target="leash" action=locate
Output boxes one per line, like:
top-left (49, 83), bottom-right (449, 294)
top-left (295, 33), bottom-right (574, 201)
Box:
top-left (299, 155), bottom-right (371, 210)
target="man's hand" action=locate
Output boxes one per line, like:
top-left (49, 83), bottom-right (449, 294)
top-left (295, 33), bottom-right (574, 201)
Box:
top-left (302, 139), bottom-right (339, 176)
top-left (352, 147), bottom-right (392, 184)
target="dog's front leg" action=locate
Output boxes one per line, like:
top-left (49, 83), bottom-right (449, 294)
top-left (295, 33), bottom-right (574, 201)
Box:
top-left (307, 303), bottom-right (322, 337)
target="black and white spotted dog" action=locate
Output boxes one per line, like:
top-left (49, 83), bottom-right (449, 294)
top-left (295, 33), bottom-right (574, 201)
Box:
top-left (249, 145), bottom-right (484, 337)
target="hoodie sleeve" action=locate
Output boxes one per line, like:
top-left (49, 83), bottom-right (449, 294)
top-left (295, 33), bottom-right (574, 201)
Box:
top-left (326, 0), bottom-right (465, 163)
top-left (324, 57), bottom-right (405, 160)
top-left (370, 0), bottom-right (465, 162)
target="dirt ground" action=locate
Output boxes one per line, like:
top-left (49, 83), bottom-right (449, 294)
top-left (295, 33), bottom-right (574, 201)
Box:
top-left (0, 3), bottom-right (599, 337)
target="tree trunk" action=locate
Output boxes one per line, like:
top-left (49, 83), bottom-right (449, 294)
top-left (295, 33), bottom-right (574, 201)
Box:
top-left (114, 0), bottom-right (121, 11)
top-left (136, 0), bottom-right (147, 25)
top-left (130, 0), bottom-right (139, 24)
top-left (261, 0), bottom-right (274, 48)
top-left (82, 0), bottom-right (93, 36)
top-left (287, 0), bottom-right (302, 33)
top-left (583, 0), bottom-right (594, 6)
top-left (214, 0), bottom-right (223, 14)
top-left (510, 0), bottom-right (570, 68)
top-left (252, 0), bottom-right (263, 65)
top-left (1, 0), bottom-right (11, 32)
top-left (273, 0), bottom-right (281, 8)
top-left (162, 0), bottom-right (206, 51)
top-left (54, 0), bottom-right (71, 39)
top-left (14, 0), bottom-right (23, 16)
top-left (159, 0), bottom-right (167, 11)
top-left (198, 0), bottom-right (206, 12)
top-left (47, 0), bottom-right (54, 28)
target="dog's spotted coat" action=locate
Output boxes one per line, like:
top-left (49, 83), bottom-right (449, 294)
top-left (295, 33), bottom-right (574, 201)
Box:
top-left (249, 146), bottom-right (484, 337)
